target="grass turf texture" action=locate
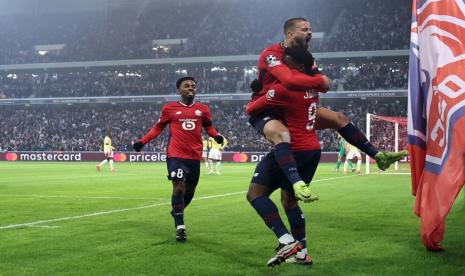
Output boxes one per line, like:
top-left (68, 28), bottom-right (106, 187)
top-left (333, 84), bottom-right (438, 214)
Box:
top-left (0, 162), bottom-right (464, 275)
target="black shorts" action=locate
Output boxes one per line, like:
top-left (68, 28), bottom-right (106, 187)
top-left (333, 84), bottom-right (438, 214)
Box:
top-left (248, 112), bottom-right (277, 136)
top-left (251, 150), bottom-right (321, 192)
top-left (166, 157), bottom-right (200, 187)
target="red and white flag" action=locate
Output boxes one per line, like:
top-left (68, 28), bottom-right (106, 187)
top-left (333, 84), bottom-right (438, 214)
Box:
top-left (408, 0), bottom-right (465, 251)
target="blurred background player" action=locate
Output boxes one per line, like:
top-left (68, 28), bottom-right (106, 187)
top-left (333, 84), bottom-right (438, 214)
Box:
top-left (345, 142), bottom-right (362, 174)
top-left (207, 134), bottom-right (228, 175)
top-left (132, 77), bottom-right (224, 242)
top-left (202, 137), bottom-right (210, 171)
top-left (96, 131), bottom-right (117, 172)
top-left (335, 134), bottom-right (354, 172)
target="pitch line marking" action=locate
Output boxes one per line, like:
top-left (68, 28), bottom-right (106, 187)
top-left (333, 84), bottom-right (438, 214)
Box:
top-left (0, 195), bottom-right (165, 200)
top-left (0, 175), bottom-right (364, 230)
top-left (0, 191), bottom-right (245, 230)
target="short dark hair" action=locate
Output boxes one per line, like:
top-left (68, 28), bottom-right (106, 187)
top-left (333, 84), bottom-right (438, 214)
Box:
top-left (176, 77), bottom-right (196, 89)
top-left (284, 46), bottom-right (314, 72)
top-left (283, 18), bottom-right (308, 34)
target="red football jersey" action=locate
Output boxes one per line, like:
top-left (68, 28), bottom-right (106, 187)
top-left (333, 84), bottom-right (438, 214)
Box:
top-left (252, 83), bottom-right (321, 151)
top-left (253, 43), bottom-right (327, 102)
top-left (140, 101), bottom-right (219, 160)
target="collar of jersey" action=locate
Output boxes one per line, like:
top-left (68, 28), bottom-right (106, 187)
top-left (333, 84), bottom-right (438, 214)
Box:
top-left (178, 100), bottom-right (196, 107)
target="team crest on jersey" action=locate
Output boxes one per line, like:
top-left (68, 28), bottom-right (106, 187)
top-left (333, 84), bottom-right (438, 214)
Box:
top-left (195, 109), bottom-right (203, 116)
top-left (266, 89), bottom-right (275, 101)
top-left (176, 111), bottom-right (182, 115)
top-left (266, 55), bottom-right (281, 67)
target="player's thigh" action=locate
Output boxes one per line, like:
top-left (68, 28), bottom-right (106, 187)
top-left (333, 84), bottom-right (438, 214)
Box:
top-left (167, 158), bottom-right (190, 182)
top-left (248, 153), bottom-right (283, 201)
top-left (346, 152), bottom-right (355, 160)
top-left (295, 150), bottom-right (322, 185)
top-left (315, 107), bottom-right (349, 130)
top-left (185, 160), bottom-right (201, 189)
top-left (263, 119), bottom-right (291, 144)
top-left (208, 149), bottom-right (221, 161)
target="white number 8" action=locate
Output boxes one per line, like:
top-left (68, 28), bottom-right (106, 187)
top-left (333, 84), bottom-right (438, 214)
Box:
top-left (182, 121), bottom-right (196, 130)
top-left (177, 169), bottom-right (184, 179)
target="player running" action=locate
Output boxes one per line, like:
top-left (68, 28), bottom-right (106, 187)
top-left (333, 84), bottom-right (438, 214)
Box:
top-left (132, 77), bottom-right (224, 242)
top-left (247, 18), bottom-right (407, 199)
top-left (246, 46), bottom-right (325, 267)
top-left (96, 131), bottom-right (117, 172)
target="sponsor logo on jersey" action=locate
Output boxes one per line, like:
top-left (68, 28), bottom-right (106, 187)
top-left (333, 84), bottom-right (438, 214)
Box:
top-left (195, 109), bottom-right (203, 116)
top-left (176, 111), bottom-right (182, 115)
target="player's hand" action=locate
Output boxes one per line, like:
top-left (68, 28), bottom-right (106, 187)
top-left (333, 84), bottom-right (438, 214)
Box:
top-left (213, 135), bottom-right (224, 145)
top-left (320, 75), bottom-right (332, 91)
top-left (250, 79), bottom-right (262, 93)
top-left (133, 141), bottom-right (144, 152)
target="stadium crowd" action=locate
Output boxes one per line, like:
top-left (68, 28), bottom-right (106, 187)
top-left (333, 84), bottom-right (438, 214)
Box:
top-left (0, 61), bottom-right (408, 98)
top-left (0, 100), bottom-right (407, 153)
top-left (0, 0), bottom-right (409, 64)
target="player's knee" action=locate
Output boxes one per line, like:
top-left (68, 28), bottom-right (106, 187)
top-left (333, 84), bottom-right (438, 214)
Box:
top-left (281, 195), bottom-right (298, 210)
top-left (246, 189), bottom-right (256, 203)
top-left (172, 181), bottom-right (185, 195)
top-left (336, 112), bottom-right (350, 127)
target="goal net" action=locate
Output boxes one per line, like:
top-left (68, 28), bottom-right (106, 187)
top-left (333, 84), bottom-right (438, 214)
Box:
top-left (365, 113), bottom-right (408, 174)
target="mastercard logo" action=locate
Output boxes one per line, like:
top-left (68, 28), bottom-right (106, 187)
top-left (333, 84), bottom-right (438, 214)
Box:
top-left (5, 152), bottom-right (18, 161)
top-left (232, 153), bottom-right (248, 163)
top-left (114, 153), bottom-right (127, 162)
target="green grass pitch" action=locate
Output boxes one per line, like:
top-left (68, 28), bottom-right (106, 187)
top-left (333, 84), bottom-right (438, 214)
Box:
top-left (0, 162), bottom-right (464, 275)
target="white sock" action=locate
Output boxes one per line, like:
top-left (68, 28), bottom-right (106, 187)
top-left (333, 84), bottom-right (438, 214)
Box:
top-left (278, 233), bottom-right (295, 245)
top-left (216, 161), bottom-right (221, 173)
top-left (176, 225), bottom-right (186, 230)
top-left (357, 159), bottom-right (362, 171)
top-left (99, 159), bottom-right (108, 166)
top-left (205, 161), bottom-right (209, 169)
top-left (208, 160), bottom-right (213, 171)
top-left (343, 160), bottom-right (348, 172)
top-left (109, 159), bottom-right (114, 170)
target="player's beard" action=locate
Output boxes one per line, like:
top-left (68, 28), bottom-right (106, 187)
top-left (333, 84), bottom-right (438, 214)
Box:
top-left (293, 36), bottom-right (309, 49)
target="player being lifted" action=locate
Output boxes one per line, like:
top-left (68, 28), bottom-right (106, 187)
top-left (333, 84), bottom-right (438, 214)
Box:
top-left (207, 135), bottom-right (228, 175)
top-left (248, 17), bottom-right (407, 201)
top-left (96, 131), bottom-right (117, 172)
top-left (132, 77), bottom-right (224, 242)
top-left (246, 46), bottom-right (324, 267)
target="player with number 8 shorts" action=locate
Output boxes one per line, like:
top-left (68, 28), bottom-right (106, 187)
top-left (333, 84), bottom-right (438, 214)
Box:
top-left (132, 77), bottom-right (224, 242)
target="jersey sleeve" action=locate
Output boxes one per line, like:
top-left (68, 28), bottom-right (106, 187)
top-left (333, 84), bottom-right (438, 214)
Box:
top-left (270, 65), bottom-right (327, 90)
top-left (258, 48), bottom-right (284, 71)
top-left (201, 105), bottom-right (219, 137)
top-left (140, 105), bottom-right (170, 144)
